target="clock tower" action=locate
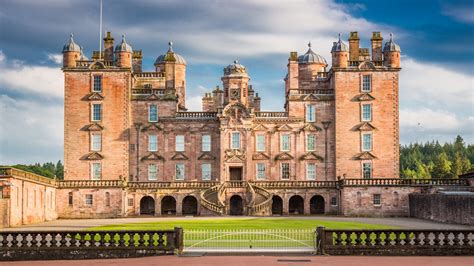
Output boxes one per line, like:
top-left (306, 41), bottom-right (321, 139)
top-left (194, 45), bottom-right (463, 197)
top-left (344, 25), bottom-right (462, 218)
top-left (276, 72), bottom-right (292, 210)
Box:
top-left (222, 60), bottom-right (250, 107)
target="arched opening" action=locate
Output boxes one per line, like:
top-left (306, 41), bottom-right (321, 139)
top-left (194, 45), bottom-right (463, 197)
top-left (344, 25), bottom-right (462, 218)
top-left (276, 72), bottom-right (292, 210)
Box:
top-left (229, 195), bottom-right (244, 215)
top-left (161, 196), bottom-right (176, 216)
top-left (310, 195), bottom-right (325, 214)
top-left (140, 196), bottom-right (155, 215)
top-left (182, 196), bottom-right (198, 216)
top-left (289, 195), bottom-right (304, 215)
top-left (271, 195), bottom-right (283, 215)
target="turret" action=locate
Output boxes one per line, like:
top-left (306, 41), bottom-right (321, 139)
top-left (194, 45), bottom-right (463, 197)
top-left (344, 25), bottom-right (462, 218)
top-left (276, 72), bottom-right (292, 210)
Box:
top-left (383, 33), bottom-right (401, 68)
top-left (222, 60), bottom-right (249, 106)
top-left (298, 42), bottom-right (327, 80)
top-left (103, 31), bottom-right (114, 61)
top-left (213, 85), bottom-right (224, 109)
top-left (371, 32), bottom-right (383, 63)
top-left (114, 35), bottom-right (133, 68)
top-left (62, 33), bottom-right (81, 68)
top-left (348, 31), bottom-right (360, 62)
top-left (331, 34), bottom-right (349, 68)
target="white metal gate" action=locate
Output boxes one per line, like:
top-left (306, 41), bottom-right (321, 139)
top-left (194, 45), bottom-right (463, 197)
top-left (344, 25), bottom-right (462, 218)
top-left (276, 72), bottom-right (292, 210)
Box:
top-left (184, 229), bottom-right (315, 253)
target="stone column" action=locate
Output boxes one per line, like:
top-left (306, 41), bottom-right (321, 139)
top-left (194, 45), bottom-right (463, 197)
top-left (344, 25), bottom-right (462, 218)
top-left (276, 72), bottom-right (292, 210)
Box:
top-left (176, 195), bottom-right (183, 216)
top-left (282, 193), bottom-right (289, 215)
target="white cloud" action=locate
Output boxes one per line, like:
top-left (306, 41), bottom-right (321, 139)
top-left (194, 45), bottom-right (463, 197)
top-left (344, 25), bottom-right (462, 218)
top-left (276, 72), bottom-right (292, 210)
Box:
top-left (400, 108), bottom-right (461, 131)
top-left (442, 4), bottom-right (474, 24)
top-left (47, 53), bottom-right (63, 65)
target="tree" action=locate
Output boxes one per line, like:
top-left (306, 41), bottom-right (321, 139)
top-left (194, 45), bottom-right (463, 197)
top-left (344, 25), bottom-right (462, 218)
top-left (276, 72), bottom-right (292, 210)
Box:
top-left (431, 152), bottom-right (452, 179)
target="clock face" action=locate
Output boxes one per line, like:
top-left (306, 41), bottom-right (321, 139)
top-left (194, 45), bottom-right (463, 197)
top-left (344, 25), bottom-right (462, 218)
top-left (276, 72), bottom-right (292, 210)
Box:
top-left (230, 89), bottom-right (240, 100)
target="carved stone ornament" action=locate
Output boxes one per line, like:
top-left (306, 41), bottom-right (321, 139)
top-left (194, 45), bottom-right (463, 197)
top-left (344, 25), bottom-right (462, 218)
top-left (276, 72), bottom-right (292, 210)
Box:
top-left (86, 92), bottom-right (104, 101)
top-left (354, 151), bottom-right (377, 160)
top-left (84, 123), bottom-right (104, 131)
top-left (252, 124), bottom-right (269, 131)
top-left (141, 152), bottom-right (165, 161)
top-left (352, 122), bottom-right (376, 131)
top-left (224, 149), bottom-right (246, 162)
top-left (141, 123), bottom-right (163, 132)
top-left (358, 61), bottom-right (376, 70)
top-left (299, 152), bottom-right (324, 161)
top-left (198, 152), bottom-right (216, 160)
top-left (83, 152), bottom-right (104, 160)
top-left (274, 152), bottom-right (294, 161)
top-left (171, 152), bottom-right (189, 160)
top-left (353, 93), bottom-right (375, 101)
top-left (252, 152), bottom-right (270, 160)
top-left (299, 123), bottom-right (322, 132)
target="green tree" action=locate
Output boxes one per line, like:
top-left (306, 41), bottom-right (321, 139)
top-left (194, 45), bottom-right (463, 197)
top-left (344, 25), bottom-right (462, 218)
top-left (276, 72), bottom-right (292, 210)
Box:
top-left (431, 152), bottom-right (452, 179)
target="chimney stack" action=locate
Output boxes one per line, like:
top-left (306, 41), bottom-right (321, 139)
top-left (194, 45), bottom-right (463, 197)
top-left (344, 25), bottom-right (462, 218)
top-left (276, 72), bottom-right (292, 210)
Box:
top-left (371, 32), bottom-right (383, 63)
top-left (348, 32), bottom-right (360, 61)
top-left (103, 32), bottom-right (114, 61)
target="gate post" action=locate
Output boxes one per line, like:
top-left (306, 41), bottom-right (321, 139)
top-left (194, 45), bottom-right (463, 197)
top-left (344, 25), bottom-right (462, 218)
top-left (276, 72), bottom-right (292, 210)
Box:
top-left (316, 226), bottom-right (325, 255)
top-left (174, 227), bottom-right (184, 255)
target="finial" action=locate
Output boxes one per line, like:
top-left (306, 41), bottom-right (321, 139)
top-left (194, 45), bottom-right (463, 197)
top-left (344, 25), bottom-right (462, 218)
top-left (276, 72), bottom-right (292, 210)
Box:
top-left (168, 41), bottom-right (173, 52)
top-left (308, 41), bottom-right (312, 48)
top-left (338, 33), bottom-right (341, 41)
top-left (121, 34), bottom-right (126, 42)
top-left (69, 33), bottom-right (74, 41)
top-left (234, 60), bottom-right (238, 64)
top-left (390, 33), bottom-right (393, 41)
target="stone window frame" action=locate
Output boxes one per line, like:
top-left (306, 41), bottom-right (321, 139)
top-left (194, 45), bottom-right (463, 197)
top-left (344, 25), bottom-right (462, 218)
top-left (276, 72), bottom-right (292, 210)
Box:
top-left (128, 198), bottom-right (134, 207)
top-left (105, 192), bottom-right (111, 207)
top-left (280, 133), bottom-right (291, 152)
top-left (90, 133), bottom-right (102, 152)
top-left (175, 135), bottom-right (185, 152)
top-left (373, 194), bottom-right (381, 206)
top-left (202, 134), bottom-right (211, 152)
top-left (330, 196), bottom-right (338, 206)
top-left (148, 134), bottom-right (158, 152)
top-left (362, 161), bottom-right (373, 179)
top-left (92, 74), bottom-right (103, 93)
top-left (148, 104), bottom-right (158, 122)
top-left (255, 134), bottom-right (265, 152)
top-left (306, 163), bottom-right (316, 180)
top-left (361, 132), bottom-right (373, 152)
top-left (305, 104), bottom-right (316, 122)
top-left (148, 163), bottom-right (158, 181)
top-left (256, 163), bottom-right (266, 180)
top-left (90, 162), bottom-right (102, 180)
top-left (85, 194), bottom-right (93, 206)
top-left (68, 192), bottom-right (73, 207)
top-left (91, 102), bottom-right (102, 122)
top-left (361, 103), bottom-right (372, 122)
top-left (201, 163), bottom-right (212, 181)
top-left (231, 131), bottom-right (241, 150)
top-left (175, 163), bottom-right (185, 180)
top-left (280, 162), bottom-right (290, 180)
top-left (361, 74), bottom-right (372, 92)
top-left (306, 133), bottom-right (316, 152)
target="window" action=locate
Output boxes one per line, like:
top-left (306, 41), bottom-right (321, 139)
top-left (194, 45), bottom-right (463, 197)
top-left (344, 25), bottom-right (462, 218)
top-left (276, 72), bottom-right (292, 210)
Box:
top-left (93, 75), bottom-right (102, 92)
top-left (306, 163), bottom-right (316, 180)
top-left (92, 104), bottom-right (102, 121)
top-left (362, 104), bottom-right (372, 121)
top-left (91, 134), bottom-right (101, 151)
top-left (0, 187), bottom-right (3, 199)
top-left (68, 192), bottom-right (73, 206)
top-left (202, 135), bottom-right (211, 152)
top-left (105, 192), bottom-right (110, 207)
top-left (256, 163), bottom-right (266, 180)
top-left (231, 132), bottom-right (240, 149)
top-left (148, 164), bottom-right (157, 180)
top-left (306, 134), bottom-right (316, 151)
top-left (85, 194), bottom-right (93, 206)
top-left (91, 163), bottom-right (101, 180)
top-left (306, 105), bottom-right (316, 122)
top-left (373, 194), bottom-right (381, 205)
top-left (281, 163), bottom-right (290, 180)
top-left (331, 197), bottom-right (338, 206)
top-left (175, 135), bottom-right (185, 151)
top-left (148, 105), bottom-right (158, 122)
top-left (363, 162), bottom-right (372, 179)
top-left (362, 133), bottom-right (372, 151)
top-left (201, 163), bottom-right (211, 180)
top-left (280, 134), bottom-right (290, 151)
top-left (175, 163), bottom-right (185, 180)
top-left (256, 134), bottom-right (265, 152)
top-left (148, 135), bottom-right (158, 151)
top-left (362, 75), bottom-right (371, 92)
top-left (128, 198), bottom-right (134, 207)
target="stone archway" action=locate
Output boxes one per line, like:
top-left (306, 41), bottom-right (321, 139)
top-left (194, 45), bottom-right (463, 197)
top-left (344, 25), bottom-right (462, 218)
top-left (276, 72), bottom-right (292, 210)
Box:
top-left (182, 195), bottom-right (198, 216)
top-left (161, 196), bottom-right (176, 216)
top-left (229, 195), bottom-right (244, 215)
top-left (140, 196), bottom-right (155, 215)
top-left (310, 195), bottom-right (325, 214)
top-left (289, 195), bottom-right (304, 215)
top-left (271, 195), bottom-right (283, 215)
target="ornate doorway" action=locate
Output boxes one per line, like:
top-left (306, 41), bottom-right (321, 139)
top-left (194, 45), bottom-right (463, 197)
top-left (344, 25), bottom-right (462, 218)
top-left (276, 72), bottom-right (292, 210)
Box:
top-left (140, 196), bottom-right (155, 215)
top-left (229, 195), bottom-right (244, 215)
top-left (229, 167), bottom-right (243, 181)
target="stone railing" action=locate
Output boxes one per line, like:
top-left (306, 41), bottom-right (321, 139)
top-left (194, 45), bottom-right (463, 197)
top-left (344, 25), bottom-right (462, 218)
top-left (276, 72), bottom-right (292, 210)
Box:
top-left (0, 228), bottom-right (183, 261)
top-left (251, 180), bottom-right (338, 189)
top-left (316, 72), bottom-right (329, 79)
top-left (175, 112), bottom-right (218, 119)
top-left (292, 89), bottom-right (334, 95)
top-left (134, 72), bottom-right (165, 78)
top-left (226, 181), bottom-right (246, 188)
top-left (58, 180), bottom-right (124, 188)
top-left (128, 181), bottom-right (218, 190)
top-left (254, 112), bottom-right (288, 118)
top-left (0, 167), bottom-right (56, 186)
top-left (343, 178), bottom-right (469, 187)
top-left (131, 89), bottom-right (165, 95)
top-left (316, 227), bottom-right (474, 255)
top-left (200, 184), bottom-right (225, 215)
top-left (248, 183), bottom-right (273, 215)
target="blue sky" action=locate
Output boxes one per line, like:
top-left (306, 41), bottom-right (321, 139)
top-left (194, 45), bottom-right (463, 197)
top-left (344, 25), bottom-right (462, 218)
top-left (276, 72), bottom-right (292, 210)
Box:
top-left (0, 0), bottom-right (473, 164)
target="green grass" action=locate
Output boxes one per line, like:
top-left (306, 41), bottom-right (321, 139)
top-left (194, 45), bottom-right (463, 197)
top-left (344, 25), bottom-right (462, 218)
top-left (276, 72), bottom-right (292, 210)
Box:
top-left (88, 217), bottom-right (396, 231)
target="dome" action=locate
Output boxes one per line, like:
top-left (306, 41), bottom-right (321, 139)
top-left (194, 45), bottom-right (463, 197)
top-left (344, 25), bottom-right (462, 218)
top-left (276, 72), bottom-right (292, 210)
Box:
top-left (62, 33), bottom-right (81, 53)
top-left (79, 46), bottom-right (89, 60)
top-left (383, 33), bottom-right (401, 52)
top-left (298, 42), bottom-right (327, 65)
top-left (223, 60), bottom-right (247, 76)
top-left (115, 35), bottom-right (133, 53)
top-left (154, 42), bottom-right (187, 65)
top-left (331, 34), bottom-right (348, 52)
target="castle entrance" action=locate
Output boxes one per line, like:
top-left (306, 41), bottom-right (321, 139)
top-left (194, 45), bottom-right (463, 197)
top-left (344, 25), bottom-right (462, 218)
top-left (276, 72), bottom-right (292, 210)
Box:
top-left (229, 195), bottom-right (244, 215)
top-left (139, 196), bottom-right (155, 215)
top-left (229, 167), bottom-right (243, 181)
top-left (310, 195), bottom-right (325, 214)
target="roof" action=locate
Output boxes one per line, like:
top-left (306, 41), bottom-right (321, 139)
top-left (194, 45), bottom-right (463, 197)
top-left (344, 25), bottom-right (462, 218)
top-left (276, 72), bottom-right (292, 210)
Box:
top-left (62, 33), bottom-right (81, 53)
top-left (154, 42), bottom-right (187, 65)
top-left (331, 34), bottom-right (349, 52)
top-left (224, 60), bottom-right (248, 76)
top-left (115, 35), bottom-right (133, 53)
top-left (298, 42), bottom-right (327, 65)
top-left (383, 33), bottom-right (401, 52)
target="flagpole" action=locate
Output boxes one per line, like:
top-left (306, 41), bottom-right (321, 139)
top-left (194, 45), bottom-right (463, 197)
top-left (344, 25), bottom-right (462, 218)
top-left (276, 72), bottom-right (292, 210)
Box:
top-left (99, 0), bottom-right (103, 60)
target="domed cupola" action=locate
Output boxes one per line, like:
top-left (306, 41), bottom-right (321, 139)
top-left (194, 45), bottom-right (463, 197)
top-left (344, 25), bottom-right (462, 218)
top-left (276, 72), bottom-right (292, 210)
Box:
top-left (331, 34), bottom-right (348, 52)
top-left (115, 35), bottom-right (133, 53)
top-left (154, 42), bottom-right (187, 65)
top-left (79, 46), bottom-right (89, 61)
top-left (223, 60), bottom-right (248, 76)
top-left (62, 33), bottom-right (81, 53)
top-left (383, 33), bottom-right (401, 52)
top-left (298, 42), bottom-right (327, 65)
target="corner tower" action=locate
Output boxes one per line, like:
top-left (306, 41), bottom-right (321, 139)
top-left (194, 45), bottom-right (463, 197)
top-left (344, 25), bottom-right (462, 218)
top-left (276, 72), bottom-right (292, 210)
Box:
top-left (222, 60), bottom-right (250, 107)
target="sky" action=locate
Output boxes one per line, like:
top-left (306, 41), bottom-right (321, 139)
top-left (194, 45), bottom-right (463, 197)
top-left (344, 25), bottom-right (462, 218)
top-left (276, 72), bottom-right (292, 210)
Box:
top-left (0, 0), bottom-right (473, 165)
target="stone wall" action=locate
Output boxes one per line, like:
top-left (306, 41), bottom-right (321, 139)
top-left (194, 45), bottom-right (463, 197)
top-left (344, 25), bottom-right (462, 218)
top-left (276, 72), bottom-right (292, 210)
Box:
top-left (409, 193), bottom-right (474, 225)
top-left (56, 188), bottom-right (123, 218)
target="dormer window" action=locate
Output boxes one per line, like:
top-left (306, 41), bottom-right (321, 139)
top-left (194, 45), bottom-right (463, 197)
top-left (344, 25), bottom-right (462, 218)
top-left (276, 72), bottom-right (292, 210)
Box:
top-left (93, 75), bottom-right (102, 92)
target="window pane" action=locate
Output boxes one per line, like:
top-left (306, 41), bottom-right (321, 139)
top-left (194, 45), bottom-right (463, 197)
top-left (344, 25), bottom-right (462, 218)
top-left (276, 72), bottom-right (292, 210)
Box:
top-left (202, 164), bottom-right (211, 180)
top-left (91, 163), bottom-right (101, 180)
top-left (93, 76), bottom-right (102, 92)
top-left (363, 162), bottom-right (372, 179)
top-left (176, 164), bottom-right (185, 180)
top-left (149, 135), bottom-right (157, 151)
top-left (148, 164), bottom-right (157, 180)
top-left (231, 132), bottom-right (240, 149)
top-left (281, 134), bottom-right (290, 151)
top-left (256, 134), bottom-right (265, 152)
top-left (202, 135), bottom-right (211, 151)
top-left (256, 163), bottom-right (266, 179)
top-left (176, 135), bottom-right (185, 151)
top-left (307, 134), bottom-right (315, 151)
top-left (307, 163), bottom-right (316, 180)
top-left (91, 134), bottom-right (101, 151)
top-left (149, 105), bottom-right (158, 122)
top-left (85, 195), bottom-right (93, 205)
top-left (92, 104), bottom-right (102, 121)
top-left (306, 105), bottom-right (315, 122)
top-left (373, 194), bottom-right (381, 205)
top-left (362, 75), bottom-right (371, 92)
top-left (281, 163), bottom-right (290, 179)
top-left (363, 134), bottom-right (372, 151)
top-left (362, 104), bottom-right (372, 121)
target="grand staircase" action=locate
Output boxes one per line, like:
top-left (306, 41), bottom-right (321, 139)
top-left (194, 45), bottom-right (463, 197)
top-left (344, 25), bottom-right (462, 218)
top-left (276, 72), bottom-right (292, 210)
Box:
top-left (200, 181), bottom-right (273, 216)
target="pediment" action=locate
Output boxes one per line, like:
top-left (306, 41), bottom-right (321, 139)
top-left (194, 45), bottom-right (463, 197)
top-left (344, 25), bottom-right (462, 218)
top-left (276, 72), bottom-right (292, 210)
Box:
top-left (83, 152), bottom-right (104, 160)
top-left (227, 156), bottom-right (245, 163)
top-left (300, 152), bottom-right (324, 161)
top-left (83, 123), bottom-right (104, 131)
top-left (141, 152), bottom-right (165, 161)
top-left (89, 61), bottom-right (105, 69)
top-left (354, 152), bottom-right (377, 160)
top-left (276, 124), bottom-right (293, 131)
top-left (171, 152), bottom-right (189, 160)
top-left (200, 124), bottom-right (216, 132)
top-left (353, 93), bottom-right (375, 101)
top-left (352, 122), bottom-right (376, 131)
top-left (198, 152), bottom-right (216, 160)
top-left (142, 123), bottom-right (163, 132)
top-left (252, 124), bottom-right (269, 131)
top-left (252, 152), bottom-right (270, 160)
top-left (172, 124), bottom-right (189, 132)
top-left (274, 152), bottom-right (294, 161)
top-left (303, 94), bottom-right (319, 101)
top-left (146, 94), bottom-right (160, 101)
top-left (224, 149), bottom-right (246, 162)
top-left (358, 61), bottom-right (376, 70)
top-left (300, 123), bottom-right (322, 132)
top-left (86, 92), bottom-right (104, 101)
